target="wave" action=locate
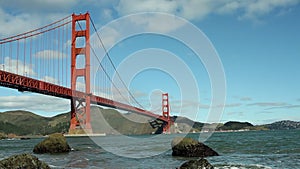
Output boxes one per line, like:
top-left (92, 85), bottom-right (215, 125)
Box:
top-left (214, 163), bottom-right (272, 169)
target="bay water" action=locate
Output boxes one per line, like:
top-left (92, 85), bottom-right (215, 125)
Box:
top-left (0, 130), bottom-right (299, 168)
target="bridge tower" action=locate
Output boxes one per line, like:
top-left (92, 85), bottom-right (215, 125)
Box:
top-left (69, 12), bottom-right (92, 134)
top-left (162, 93), bottom-right (172, 133)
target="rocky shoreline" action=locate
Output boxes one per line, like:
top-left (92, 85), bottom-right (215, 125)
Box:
top-left (0, 133), bottom-right (72, 169)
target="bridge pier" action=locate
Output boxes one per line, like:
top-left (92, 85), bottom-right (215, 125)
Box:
top-left (162, 93), bottom-right (173, 134)
top-left (69, 99), bottom-right (92, 134)
top-left (69, 12), bottom-right (93, 134)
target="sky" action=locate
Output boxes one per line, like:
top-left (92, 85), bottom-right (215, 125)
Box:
top-left (0, 0), bottom-right (299, 125)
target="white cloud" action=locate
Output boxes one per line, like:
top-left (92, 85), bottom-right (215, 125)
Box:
top-left (0, 0), bottom-right (76, 14)
top-left (102, 9), bottom-right (114, 20)
top-left (90, 12), bottom-right (188, 54)
top-left (217, 103), bottom-right (242, 108)
top-left (0, 0), bottom-right (298, 39)
top-left (248, 102), bottom-right (288, 107)
top-left (2, 57), bottom-right (35, 76)
top-left (0, 0), bottom-right (75, 38)
top-left (240, 0), bottom-right (299, 20)
top-left (0, 11), bottom-right (61, 38)
top-left (92, 26), bottom-right (121, 50)
top-left (41, 76), bottom-right (59, 84)
top-left (115, 0), bottom-right (300, 22)
top-left (127, 14), bottom-right (186, 33)
top-left (2, 56), bottom-right (61, 85)
top-left (76, 81), bottom-right (86, 92)
top-left (35, 50), bottom-right (67, 59)
top-left (217, 1), bottom-right (241, 14)
top-left (0, 94), bottom-right (70, 114)
top-left (0, 8), bottom-right (39, 38)
top-left (116, 0), bottom-right (214, 21)
top-left (116, 0), bottom-right (178, 15)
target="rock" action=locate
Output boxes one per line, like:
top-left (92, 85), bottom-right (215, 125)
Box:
top-left (0, 153), bottom-right (50, 169)
top-left (33, 133), bottom-right (71, 154)
top-left (0, 132), bottom-right (7, 140)
top-left (171, 137), bottom-right (219, 157)
top-left (179, 158), bottom-right (214, 169)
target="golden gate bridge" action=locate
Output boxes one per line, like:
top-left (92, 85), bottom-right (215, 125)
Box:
top-left (0, 12), bottom-right (172, 134)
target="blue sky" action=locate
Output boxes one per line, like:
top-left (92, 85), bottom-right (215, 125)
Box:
top-left (0, 0), bottom-right (299, 124)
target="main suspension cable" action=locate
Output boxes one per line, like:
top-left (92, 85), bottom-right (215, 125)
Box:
top-left (89, 16), bottom-right (145, 109)
top-left (77, 21), bottom-right (129, 103)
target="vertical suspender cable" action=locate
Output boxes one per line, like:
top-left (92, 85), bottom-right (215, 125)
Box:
top-left (58, 28), bottom-right (60, 85)
top-left (62, 24), bottom-right (64, 86)
top-left (36, 35), bottom-right (38, 79)
top-left (17, 40), bottom-right (19, 74)
top-left (39, 34), bottom-right (42, 79)
top-left (4, 44), bottom-right (6, 68)
top-left (23, 38), bottom-right (26, 75)
top-left (66, 21), bottom-right (69, 87)
top-left (30, 37), bottom-right (32, 77)
top-left (46, 31), bottom-right (49, 79)
top-left (6, 42), bottom-right (8, 71)
top-left (0, 44), bottom-right (2, 65)
top-left (53, 29), bottom-right (55, 83)
top-left (41, 33), bottom-right (43, 79)
top-left (43, 30), bottom-right (45, 80)
top-left (9, 43), bottom-right (11, 72)
top-left (38, 35), bottom-right (40, 79)
top-left (46, 32), bottom-right (49, 82)
top-left (51, 30), bottom-right (53, 80)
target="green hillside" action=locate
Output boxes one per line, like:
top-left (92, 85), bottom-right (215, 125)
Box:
top-left (0, 110), bottom-right (69, 136)
top-left (0, 107), bottom-right (157, 136)
top-left (1, 108), bottom-right (299, 137)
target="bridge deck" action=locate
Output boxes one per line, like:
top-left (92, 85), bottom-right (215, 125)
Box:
top-left (0, 70), bottom-right (168, 122)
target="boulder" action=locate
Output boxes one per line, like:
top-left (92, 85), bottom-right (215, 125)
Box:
top-left (0, 132), bottom-right (7, 140)
top-left (179, 158), bottom-right (214, 169)
top-left (171, 137), bottom-right (219, 157)
top-left (33, 133), bottom-right (71, 154)
top-left (0, 153), bottom-right (50, 169)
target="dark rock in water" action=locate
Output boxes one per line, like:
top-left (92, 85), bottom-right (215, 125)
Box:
top-left (0, 153), bottom-right (50, 169)
top-left (179, 158), bottom-right (214, 169)
top-left (171, 137), bottom-right (219, 157)
top-left (20, 137), bottom-right (31, 140)
top-left (33, 133), bottom-right (71, 154)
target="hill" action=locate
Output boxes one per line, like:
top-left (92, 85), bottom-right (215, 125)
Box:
top-left (1, 109), bottom-right (299, 136)
top-left (265, 120), bottom-right (300, 130)
top-left (172, 116), bottom-right (204, 133)
top-left (0, 110), bottom-right (69, 136)
top-left (218, 121), bottom-right (253, 131)
top-left (0, 107), bottom-right (157, 136)
top-left (89, 107), bottom-right (156, 135)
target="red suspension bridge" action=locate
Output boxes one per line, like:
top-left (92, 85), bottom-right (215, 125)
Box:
top-left (0, 12), bottom-right (172, 134)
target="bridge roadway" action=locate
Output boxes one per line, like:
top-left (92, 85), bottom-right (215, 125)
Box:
top-left (0, 70), bottom-right (168, 122)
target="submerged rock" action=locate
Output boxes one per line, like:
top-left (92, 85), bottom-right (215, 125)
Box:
top-left (0, 153), bottom-right (50, 169)
top-left (179, 158), bottom-right (214, 169)
top-left (171, 137), bottom-right (219, 157)
top-left (33, 133), bottom-right (71, 154)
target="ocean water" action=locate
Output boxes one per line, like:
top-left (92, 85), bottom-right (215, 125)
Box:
top-left (0, 130), bottom-right (299, 169)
